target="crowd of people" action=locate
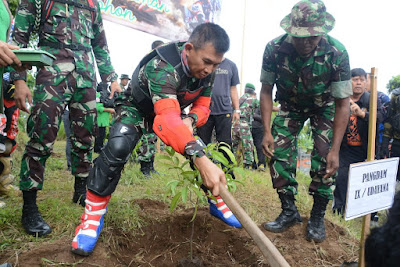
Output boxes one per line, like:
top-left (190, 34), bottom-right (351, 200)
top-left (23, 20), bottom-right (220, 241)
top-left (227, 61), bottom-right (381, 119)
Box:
top-left (0, 0), bottom-right (399, 265)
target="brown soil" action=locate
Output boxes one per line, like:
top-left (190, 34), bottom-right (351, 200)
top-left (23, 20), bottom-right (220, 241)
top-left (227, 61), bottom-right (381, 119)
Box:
top-left (3, 199), bottom-right (358, 267)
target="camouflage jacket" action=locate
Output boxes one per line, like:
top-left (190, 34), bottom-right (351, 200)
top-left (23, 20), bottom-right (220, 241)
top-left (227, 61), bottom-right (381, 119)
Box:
top-left (239, 93), bottom-right (259, 124)
top-left (260, 34), bottom-right (352, 113)
top-left (120, 43), bottom-right (214, 122)
top-left (383, 88), bottom-right (400, 141)
top-left (11, 0), bottom-right (116, 87)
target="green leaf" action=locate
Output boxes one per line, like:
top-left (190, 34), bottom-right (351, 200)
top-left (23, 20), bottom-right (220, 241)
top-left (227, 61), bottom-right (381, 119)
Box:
top-left (181, 170), bottom-right (197, 178)
top-left (218, 145), bottom-right (237, 165)
top-left (181, 187), bottom-right (188, 203)
top-left (193, 186), bottom-right (204, 199)
top-left (166, 180), bottom-right (180, 195)
top-left (158, 155), bottom-right (174, 162)
top-left (190, 205), bottom-right (198, 222)
top-left (169, 166), bottom-right (183, 170)
top-left (206, 142), bottom-right (218, 152)
top-left (181, 160), bottom-right (190, 169)
top-left (170, 192), bottom-right (182, 212)
top-left (166, 146), bottom-right (175, 156)
top-left (233, 179), bottom-right (245, 186)
top-left (210, 150), bottom-right (229, 166)
top-left (228, 182), bottom-right (237, 192)
top-left (172, 156), bottom-right (180, 166)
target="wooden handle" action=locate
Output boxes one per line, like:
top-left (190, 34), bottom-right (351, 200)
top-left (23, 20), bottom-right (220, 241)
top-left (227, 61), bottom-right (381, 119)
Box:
top-left (219, 185), bottom-right (291, 267)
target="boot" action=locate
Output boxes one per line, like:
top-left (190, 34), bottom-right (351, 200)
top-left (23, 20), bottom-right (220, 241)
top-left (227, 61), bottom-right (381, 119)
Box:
top-left (243, 164), bottom-right (251, 169)
top-left (208, 195), bottom-right (242, 228)
top-left (252, 161), bottom-right (258, 170)
top-left (306, 194), bottom-right (329, 243)
top-left (21, 190), bottom-right (52, 237)
top-left (263, 193), bottom-right (302, 233)
top-left (73, 177), bottom-right (87, 207)
top-left (71, 190), bottom-right (111, 256)
top-left (140, 161), bottom-right (152, 178)
top-left (149, 159), bottom-right (159, 175)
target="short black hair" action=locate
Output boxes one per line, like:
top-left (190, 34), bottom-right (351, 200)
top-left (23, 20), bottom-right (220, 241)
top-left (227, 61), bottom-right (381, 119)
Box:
top-left (151, 40), bottom-right (164, 50)
top-left (188, 23), bottom-right (230, 54)
top-left (351, 68), bottom-right (367, 79)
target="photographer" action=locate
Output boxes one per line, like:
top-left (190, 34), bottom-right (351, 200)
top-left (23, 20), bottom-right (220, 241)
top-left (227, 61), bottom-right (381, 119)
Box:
top-left (94, 82), bottom-right (115, 153)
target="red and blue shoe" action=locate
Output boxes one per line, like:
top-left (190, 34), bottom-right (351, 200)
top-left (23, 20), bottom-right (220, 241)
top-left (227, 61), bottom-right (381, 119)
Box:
top-left (208, 196), bottom-right (242, 228)
top-left (71, 191), bottom-right (111, 256)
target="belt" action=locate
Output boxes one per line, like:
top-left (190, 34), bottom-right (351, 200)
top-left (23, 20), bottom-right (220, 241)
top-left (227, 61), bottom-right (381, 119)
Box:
top-left (39, 41), bottom-right (91, 52)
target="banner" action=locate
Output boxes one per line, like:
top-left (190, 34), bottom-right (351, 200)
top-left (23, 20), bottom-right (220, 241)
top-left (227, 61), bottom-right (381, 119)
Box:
top-left (99, 0), bottom-right (223, 41)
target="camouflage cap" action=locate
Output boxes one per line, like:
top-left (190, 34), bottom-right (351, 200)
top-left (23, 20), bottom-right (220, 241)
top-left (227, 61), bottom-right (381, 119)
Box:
top-left (120, 74), bottom-right (131, 80)
top-left (280, 0), bottom-right (335, 37)
top-left (245, 83), bottom-right (256, 93)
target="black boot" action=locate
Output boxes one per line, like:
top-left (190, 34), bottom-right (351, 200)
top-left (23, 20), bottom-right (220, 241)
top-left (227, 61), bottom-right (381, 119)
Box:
top-left (149, 159), bottom-right (159, 175)
top-left (306, 194), bottom-right (329, 243)
top-left (72, 177), bottom-right (87, 207)
top-left (243, 164), bottom-right (252, 169)
top-left (21, 190), bottom-right (52, 237)
top-left (263, 193), bottom-right (302, 233)
top-left (140, 161), bottom-right (152, 178)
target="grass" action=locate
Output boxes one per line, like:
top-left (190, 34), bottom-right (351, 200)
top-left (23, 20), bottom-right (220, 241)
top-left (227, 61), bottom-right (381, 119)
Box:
top-left (0, 133), bottom-right (365, 258)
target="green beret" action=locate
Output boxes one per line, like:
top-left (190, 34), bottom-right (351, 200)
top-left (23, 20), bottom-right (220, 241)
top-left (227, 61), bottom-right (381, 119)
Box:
top-left (245, 83), bottom-right (255, 93)
top-left (120, 74), bottom-right (131, 80)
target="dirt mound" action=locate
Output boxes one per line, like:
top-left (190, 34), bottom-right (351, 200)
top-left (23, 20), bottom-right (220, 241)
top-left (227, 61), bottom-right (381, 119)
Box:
top-left (3, 199), bottom-right (358, 266)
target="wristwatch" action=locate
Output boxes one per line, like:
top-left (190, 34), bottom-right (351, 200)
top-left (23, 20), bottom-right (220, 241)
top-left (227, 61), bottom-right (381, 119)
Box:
top-left (234, 109), bottom-right (240, 113)
top-left (184, 139), bottom-right (206, 162)
top-left (187, 113), bottom-right (198, 127)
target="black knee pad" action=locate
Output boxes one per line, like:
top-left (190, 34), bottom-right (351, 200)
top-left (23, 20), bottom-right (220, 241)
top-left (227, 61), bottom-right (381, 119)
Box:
top-left (104, 122), bottom-right (140, 164)
top-left (88, 122), bottom-right (140, 196)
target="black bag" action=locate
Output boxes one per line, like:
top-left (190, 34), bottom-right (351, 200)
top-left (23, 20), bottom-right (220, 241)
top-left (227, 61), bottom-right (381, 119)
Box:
top-left (97, 83), bottom-right (118, 108)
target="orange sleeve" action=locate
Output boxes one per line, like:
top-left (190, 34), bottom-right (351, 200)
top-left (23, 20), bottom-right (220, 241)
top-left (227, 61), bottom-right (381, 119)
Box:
top-left (188, 96), bottom-right (211, 127)
top-left (153, 98), bottom-right (196, 155)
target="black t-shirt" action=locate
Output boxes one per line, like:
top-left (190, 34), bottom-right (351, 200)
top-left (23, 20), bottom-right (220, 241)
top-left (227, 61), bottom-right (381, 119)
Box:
top-left (209, 58), bottom-right (240, 115)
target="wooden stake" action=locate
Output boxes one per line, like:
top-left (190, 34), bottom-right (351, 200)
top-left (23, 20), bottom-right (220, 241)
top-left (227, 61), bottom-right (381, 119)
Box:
top-left (219, 185), bottom-right (291, 267)
top-left (358, 67), bottom-right (378, 267)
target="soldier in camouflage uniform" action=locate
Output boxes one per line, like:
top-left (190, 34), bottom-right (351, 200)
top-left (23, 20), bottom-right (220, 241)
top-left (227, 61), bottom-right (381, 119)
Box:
top-left (137, 132), bottom-right (159, 177)
top-left (380, 87), bottom-right (400, 181)
top-left (11, 0), bottom-right (120, 237)
top-left (119, 74), bottom-right (130, 91)
top-left (260, 0), bottom-right (352, 243)
top-left (71, 23), bottom-right (241, 257)
top-left (232, 83), bottom-right (259, 168)
top-left (135, 41), bottom-right (165, 177)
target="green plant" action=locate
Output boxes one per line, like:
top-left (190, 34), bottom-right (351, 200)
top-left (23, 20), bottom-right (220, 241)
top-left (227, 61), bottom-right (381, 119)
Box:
top-left (160, 142), bottom-right (242, 260)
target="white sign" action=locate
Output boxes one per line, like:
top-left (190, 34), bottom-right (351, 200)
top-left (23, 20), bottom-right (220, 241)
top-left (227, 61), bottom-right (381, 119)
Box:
top-left (345, 158), bottom-right (399, 220)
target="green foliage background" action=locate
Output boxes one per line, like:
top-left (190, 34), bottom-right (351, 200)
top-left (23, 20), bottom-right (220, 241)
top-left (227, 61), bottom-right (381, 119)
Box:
top-left (8, 0), bottom-right (18, 15)
top-left (387, 75), bottom-right (400, 94)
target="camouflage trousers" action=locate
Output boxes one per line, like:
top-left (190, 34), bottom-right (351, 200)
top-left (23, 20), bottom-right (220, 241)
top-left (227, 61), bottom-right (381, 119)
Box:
top-left (19, 71), bottom-right (96, 191)
top-left (111, 100), bottom-right (149, 143)
top-left (137, 132), bottom-right (157, 162)
top-left (270, 106), bottom-right (335, 199)
top-left (232, 120), bottom-right (254, 165)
